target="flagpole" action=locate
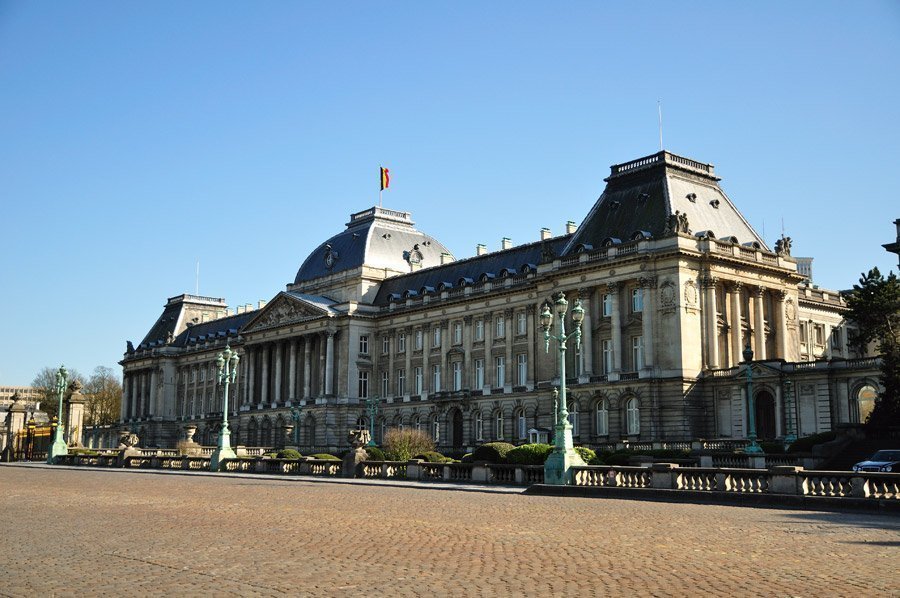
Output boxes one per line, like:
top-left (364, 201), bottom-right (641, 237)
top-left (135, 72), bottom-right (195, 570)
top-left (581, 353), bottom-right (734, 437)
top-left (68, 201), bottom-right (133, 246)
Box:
top-left (379, 165), bottom-right (383, 207)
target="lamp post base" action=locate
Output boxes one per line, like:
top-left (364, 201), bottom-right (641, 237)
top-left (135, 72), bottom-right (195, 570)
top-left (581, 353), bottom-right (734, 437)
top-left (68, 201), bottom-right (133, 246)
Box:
top-left (743, 441), bottom-right (764, 455)
top-left (209, 428), bottom-right (236, 471)
top-left (544, 422), bottom-right (585, 485)
top-left (47, 431), bottom-right (68, 464)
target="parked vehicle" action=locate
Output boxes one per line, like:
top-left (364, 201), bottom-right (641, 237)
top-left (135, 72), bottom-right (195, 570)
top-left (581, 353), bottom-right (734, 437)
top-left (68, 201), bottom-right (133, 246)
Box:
top-left (852, 450), bottom-right (900, 472)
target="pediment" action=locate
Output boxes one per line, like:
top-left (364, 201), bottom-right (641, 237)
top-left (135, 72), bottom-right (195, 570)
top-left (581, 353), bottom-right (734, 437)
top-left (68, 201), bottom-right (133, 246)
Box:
top-left (243, 293), bottom-right (332, 332)
top-left (733, 362), bottom-right (782, 379)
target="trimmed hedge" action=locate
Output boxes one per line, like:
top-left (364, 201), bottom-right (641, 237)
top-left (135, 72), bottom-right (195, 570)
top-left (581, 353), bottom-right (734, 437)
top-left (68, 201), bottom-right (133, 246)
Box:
top-left (574, 446), bottom-right (597, 464)
top-left (472, 442), bottom-right (516, 464)
top-left (506, 444), bottom-right (553, 465)
top-left (365, 446), bottom-right (386, 461)
top-left (788, 431), bottom-right (837, 453)
top-left (309, 453), bottom-right (340, 461)
top-left (413, 451), bottom-right (451, 463)
top-left (596, 448), bottom-right (691, 466)
top-left (276, 448), bottom-right (302, 460)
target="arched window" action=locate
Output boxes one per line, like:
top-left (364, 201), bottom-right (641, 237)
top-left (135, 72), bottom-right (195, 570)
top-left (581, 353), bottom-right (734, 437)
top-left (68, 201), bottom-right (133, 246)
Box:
top-left (596, 400), bottom-right (609, 437)
top-left (474, 411), bottom-right (484, 441)
top-left (413, 415), bottom-right (421, 432)
top-left (854, 384), bottom-right (878, 424)
top-left (494, 410), bottom-right (504, 440)
top-left (356, 416), bottom-right (368, 431)
top-left (515, 408), bottom-right (527, 440)
top-left (626, 398), bottom-right (640, 435)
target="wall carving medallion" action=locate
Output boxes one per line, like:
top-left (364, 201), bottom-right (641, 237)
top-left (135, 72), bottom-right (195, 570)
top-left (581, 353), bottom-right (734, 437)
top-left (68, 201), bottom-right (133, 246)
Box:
top-left (684, 280), bottom-right (698, 306)
top-left (785, 299), bottom-right (797, 322)
top-left (659, 281), bottom-right (676, 307)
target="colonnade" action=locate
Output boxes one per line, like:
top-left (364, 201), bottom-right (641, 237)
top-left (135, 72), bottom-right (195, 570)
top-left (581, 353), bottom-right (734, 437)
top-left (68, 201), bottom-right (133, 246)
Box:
top-left (242, 332), bottom-right (334, 408)
top-left (121, 368), bottom-right (158, 421)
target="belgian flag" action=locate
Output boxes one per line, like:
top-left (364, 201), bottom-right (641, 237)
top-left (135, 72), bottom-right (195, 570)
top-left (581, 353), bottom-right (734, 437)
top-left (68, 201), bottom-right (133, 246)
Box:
top-left (380, 167), bottom-right (390, 191)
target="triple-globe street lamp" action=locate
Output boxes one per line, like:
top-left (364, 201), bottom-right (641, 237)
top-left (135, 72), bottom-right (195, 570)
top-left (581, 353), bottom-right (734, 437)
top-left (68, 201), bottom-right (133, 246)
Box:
top-left (47, 365), bottom-right (68, 463)
top-left (210, 344), bottom-right (240, 471)
top-left (365, 395), bottom-right (380, 447)
top-left (540, 292), bottom-right (586, 485)
top-left (742, 344), bottom-right (763, 454)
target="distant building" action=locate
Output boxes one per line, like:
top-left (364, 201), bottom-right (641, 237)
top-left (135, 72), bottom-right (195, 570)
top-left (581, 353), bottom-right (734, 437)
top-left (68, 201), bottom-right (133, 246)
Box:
top-left (794, 257), bottom-right (813, 282)
top-left (119, 151), bottom-right (881, 451)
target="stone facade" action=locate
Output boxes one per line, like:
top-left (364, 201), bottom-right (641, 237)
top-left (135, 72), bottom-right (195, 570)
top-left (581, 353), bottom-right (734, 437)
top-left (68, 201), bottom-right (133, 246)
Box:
top-left (119, 151), bottom-right (881, 452)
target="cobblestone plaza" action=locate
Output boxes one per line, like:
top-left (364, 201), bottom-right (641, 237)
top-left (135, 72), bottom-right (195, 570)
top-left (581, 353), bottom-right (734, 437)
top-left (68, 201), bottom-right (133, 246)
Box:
top-left (1, 466), bottom-right (897, 596)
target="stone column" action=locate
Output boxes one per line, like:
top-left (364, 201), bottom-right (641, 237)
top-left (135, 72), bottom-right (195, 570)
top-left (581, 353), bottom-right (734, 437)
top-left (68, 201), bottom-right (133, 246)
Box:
top-left (608, 283), bottom-right (623, 373)
top-left (325, 331), bottom-right (335, 396)
top-left (825, 323), bottom-right (833, 360)
top-left (579, 288), bottom-right (594, 379)
top-left (640, 278), bottom-right (655, 369)
top-left (387, 332), bottom-right (395, 397)
top-left (439, 320), bottom-right (450, 391)
top-left (274, 341), bottom-right (283, 407)
top-left (504, 309), bottom-right (513, 389)
top-left (260, 344), bottom-right (270, 406)
top-left (65, 381), bottom-right (86, 447)
top-left (526, 305), bottom-right (536, 387)
top-left (247, 348), bottom-right (256, 407)
top-left (773, 291), bottom-right (787, 360)
top-left (484, 313), bottom-right (493, 389)
top-left (462, 317), bottom-right (473, 389)
top-left (704, 277), bottom-right (720, 369)
top-left (181, 369), bottom-right (189, 417)
top-left (288, 339), bottom-right (298, 401)
top-left (303, 337), bottom-right (312, 399)
top-left (753, 287), bottom-right (766, 360)
top-left (729, 282), bottom-right (743, 367)
top-left (404, 327), bottom-right (412, 397)
top-left (149, 369), bottom-right (158, 417)
top-left (422, 326), bottom-right (431, 395)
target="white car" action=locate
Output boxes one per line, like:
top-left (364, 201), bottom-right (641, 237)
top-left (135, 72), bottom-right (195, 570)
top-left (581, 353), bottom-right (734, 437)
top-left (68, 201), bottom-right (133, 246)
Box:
top-left (852, 450), bottom-right (900, 473)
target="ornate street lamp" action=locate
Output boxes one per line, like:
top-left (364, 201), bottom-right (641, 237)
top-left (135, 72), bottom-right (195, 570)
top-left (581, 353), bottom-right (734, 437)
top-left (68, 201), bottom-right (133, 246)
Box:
top-left (290, 406), bottom-right (303, 447)
top-left (210, 344), bottom-right (240, 471)
top-left (782, 378), bottom-right (797, 451)
top-left (742, 344), bottom-right (763, 454)
top-left (541, 292), bottom-right (586, 485)
top-left (47, 365), bottom-right (68, 463)
top-left (365, 395), bottom-right (380, 447)
top-left (26, 416), bottom-right (36, 461)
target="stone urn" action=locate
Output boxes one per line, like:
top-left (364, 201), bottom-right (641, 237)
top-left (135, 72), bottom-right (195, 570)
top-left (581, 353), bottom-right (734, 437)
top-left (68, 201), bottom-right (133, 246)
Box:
top-left (342, 429), bottom-right (371, 478)
top-left (180, 424), bottom-right (201, 456)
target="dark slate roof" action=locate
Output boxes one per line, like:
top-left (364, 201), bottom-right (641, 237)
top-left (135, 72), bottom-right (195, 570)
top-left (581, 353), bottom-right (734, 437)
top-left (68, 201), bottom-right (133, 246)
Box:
top-left (564, 151), bottom-right (767, 254)
top-left (138, 302), bottom-right (182, 348)
top-left (174, 311), bottom-right (257, 348)
top-left (372, 235), bottom-right (571, 306)
top-left (294, 206), bottom-right (454, 285)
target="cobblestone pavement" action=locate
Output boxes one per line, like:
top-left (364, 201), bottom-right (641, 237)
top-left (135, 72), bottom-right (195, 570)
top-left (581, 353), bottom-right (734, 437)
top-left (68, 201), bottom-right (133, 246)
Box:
top-left (1, 466), bottom-right (898, 597)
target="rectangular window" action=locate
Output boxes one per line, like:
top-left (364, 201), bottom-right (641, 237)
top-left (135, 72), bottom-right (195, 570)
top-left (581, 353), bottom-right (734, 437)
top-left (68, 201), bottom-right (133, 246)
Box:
top-left (632, 288), bottom-right (643, 313)
top-left (475, 412), bottom-right (483, 441)
top-left (495, 411), bottom-right (503, 439)
top-left (397, 368), bottom-right (406, 395)
top-left (814, 324), bottom-right (825, 346)
top-left (190, 369), bottom-right (196, 383)
top-left (474, 358), bottom-right (484, 389)
top-left (199, 368), bottom-right (205, 383)
top-left (516, 312), bottom-right (527, 335)
top-left (496, 315), bottom-right (506, 338)
top-left (602, 339), bottom-right (613, 374)
top-left (516, 353), bottom-right (527, 386)
top-left (602, 293), bottom-right (612, 317)
top-left (397, 333), bottom-right (406, 353)
top-left (381, 371), bottom-right (389, 397)
top-left (415, 330), bottom-right (423, 351)
top-left (495, 356), bottom-right (505, 387)
top-left (453, 322), bottom-right (463, 345)
top-left (358, 371), bottom-right (369, 398)
top-left (432, 364), bottom-right (441, 392)
top-left (433, 326), bottom-right (441, 348)
top-left (799, 322), bottom-right (809, 353)
top-left (359, 335), bottom-right (369, 355)
top-left (382, 336), bottom-right (390, 355)
top-left (414, 366), bottom-right (423, 395)
top-left (632, 336), bottom-right (644, 370)
top-left (474, 319), bottom-right (484, 341)
top-left (452, 361), bottom-right (462, 391)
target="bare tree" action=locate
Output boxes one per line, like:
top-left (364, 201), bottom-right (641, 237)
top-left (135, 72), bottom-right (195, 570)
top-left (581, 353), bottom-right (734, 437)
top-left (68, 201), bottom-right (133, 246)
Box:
top-left (83, 366), bottom-right (123, 426)
top-left (32, 366), bottom-right (83, 419)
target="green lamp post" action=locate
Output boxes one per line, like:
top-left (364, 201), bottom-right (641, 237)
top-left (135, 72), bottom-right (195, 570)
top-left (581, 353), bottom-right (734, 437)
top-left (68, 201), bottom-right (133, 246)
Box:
top-left (210, 344), bottom-right (239, 471)
top-left (290, 406), bottom-right (303, 446)
top-left (782, 378), bottom-right (797, 451)
top-left (742, 344), bottom-right (763, 454)
top-left (541, 292), bottom-right (586, 485)
top-left (365, 395), bottom-right (379, 447)
top-left (47, 365), bottom-right (68, 463)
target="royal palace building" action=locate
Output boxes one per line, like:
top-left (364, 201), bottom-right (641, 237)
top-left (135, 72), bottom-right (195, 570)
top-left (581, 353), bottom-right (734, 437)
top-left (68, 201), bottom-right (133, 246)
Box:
top-left (119, 151), bottom-right (882, 451)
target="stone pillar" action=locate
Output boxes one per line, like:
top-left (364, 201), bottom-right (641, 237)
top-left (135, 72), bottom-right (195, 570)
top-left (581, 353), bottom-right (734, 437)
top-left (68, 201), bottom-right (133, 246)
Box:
top-left (504, 309), bottom-right (513, 389)
top-left (462, 317), bottom-right (473, 389)
top-left (440, 320), bottom-right (450, 391)
top-left (404, 327), bottom-right (412, 397)
top-left (149, 369), bottom-right (158, 417)
top-left (289, 339), bottom-right (297, 401)
top-left (773, 291), bottom-right (787, 360)
top-left (753, 287), bottom-right (766, 360)
top-left (387, 332), bottom-right (395, 397)
top-left (579, 289), bottom-right (594, 379)
top-left (729, 282), bottom-right (743, 367)
top-left (325, 331), bottom-right (335, 397)
top-left (608, 283), bottom-right (623, 373)
top-left (303, 337), bottom-right (312, 399)
top-left (65, 381), bottom-right (86, 447)
top-left (260, 344), bottom-right (270, 406)
top-left (274, 341), bottom-right (283, 407)
top-left (704, 277), bottom-right (720, 369)
top-left (640, 278), bottom-right (654, 369)
top-left (824, 323), bottom-right (833, 360)
top-left (526, 305), bottom-right (536, 388)
top-left (181, 369), bottom-right (189, 417)
top-left (2, 396), bottom-right (27, 460)
top-left (247, 347), bottom-right (256, 407)
top-left (422, 326), bottom-right (431, 395)
top-left (484, 313), bottom-right (493, 389)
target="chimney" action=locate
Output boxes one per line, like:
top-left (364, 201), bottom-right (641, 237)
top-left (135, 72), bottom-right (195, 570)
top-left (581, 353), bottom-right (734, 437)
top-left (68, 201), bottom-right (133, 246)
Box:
top-left (540, 227), bottom-right (551, 240)
top-left (245, 303), bottom-right (253, 312)
top-left (225, 308), bottom-right (233, 317)
top-left (566, 221), bottom-right (577, 234)
top-left (236, 305), bottom-right (245, 314)
top-left (440, 252), bottom-right (453, 264)
top-left (501, 237), bottom-right (512, 250)
top-left (476, 244), bottom-right (487, 256)
top-left (258, 299), bottom-right (267, 310)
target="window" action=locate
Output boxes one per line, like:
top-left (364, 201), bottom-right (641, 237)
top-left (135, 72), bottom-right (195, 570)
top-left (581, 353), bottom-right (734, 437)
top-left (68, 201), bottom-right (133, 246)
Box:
top-left (359, 335), bottom-right (369, 355)
top-left (415, 330), bottom-right (423, 351)
top-left (432, 417), bottom-right (440, 442)
top-left (453, 322), bottom-right (463, 345)
top-left (414, 366), bottom-right (423, 395)
top-left (382, 336), bottom-right (390, 355)
top-left (814, 324), bottom-right (825, 346)
top-left (474, 358), bottom-right (484, 389)
top-left (602, 293), bottom-right (612, 317)
top-left (433, 326), bottom-right (441, 348)
top-left (358, 371), bottom-right (369, 398)
top-left (602, 339), bottom-right (613, 374)
top-left (799, 322), bottom-right (809, 352)
top-left (831, 328), bottom-right (842, 352)
top-left (626, 398), bottom-right (640, 435)
top-left (495, 356), bottom-right (505, 387)
top-left (516, 312), bottom-right (527, 335)
top-left (413, 416), bottom-right (422, 432)
top-left (397, 333), bottom-right (406, 353)
top-left (474, 319), bottom-right (484, 341)
top-left (631, 288), bottom-right (643, 313)
top-left (190, 369), bottom-right (196, 383)
top-left (516, 353), bottom-right (527, 386)
top-left (397, 368), bottom-right (406, 395)
top-left (381, 371), bottom-right (389, 397)
top-left (452, 361), bottom-right (462, 391)
top-left (596, 400), bottom-right (609, 436)
top-left (632, 336), bottom-right (644, 370)
top-left (199, 367), bottom-right (205, 383)
top-left (494, 411), bottom-right (504, 439)
top-left (496, 315), bottom-right (506, 338)
top-left (516, 409), bottom-right (527, 440)
top-left (568, 405), bottom-right (580, 437)
top-left (432, 364), bottom-right (441, 392)
top-left (474, 411), bottom-right (484, 441)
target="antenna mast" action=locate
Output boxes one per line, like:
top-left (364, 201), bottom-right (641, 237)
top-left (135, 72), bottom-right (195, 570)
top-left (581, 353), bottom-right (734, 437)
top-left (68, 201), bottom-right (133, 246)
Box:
top-left (658, 100), bottom-right (663, 151)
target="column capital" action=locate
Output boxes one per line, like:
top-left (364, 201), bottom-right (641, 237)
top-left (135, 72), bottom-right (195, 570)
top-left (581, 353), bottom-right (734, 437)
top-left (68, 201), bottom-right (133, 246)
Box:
top-left (606, 281), bottom-right (623, 294)
top-left (526, 304), bottom-right (536, 315)
top-left (463, 315), bottom-right (473, 324)
top-left (752, 286), bottom-right (766, 298)
top-left (639, 276), bottom-right (657, 289)
top-left (773, 289), bottom-right (787, 302)
top-left (701, 275), bottom-right (719, 289)
top-left (727, 280), bottom-right (743, 292)
top-left (503, 308), bottom-right (514, 319)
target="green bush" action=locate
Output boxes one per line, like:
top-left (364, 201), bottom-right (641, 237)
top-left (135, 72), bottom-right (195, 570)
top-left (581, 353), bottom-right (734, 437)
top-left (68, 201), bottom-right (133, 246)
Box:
top-left (574, 446), bottom-right (597, 464)
top-left (276, 448), bottom-right (302, 460)
top-left (471, 442), bottom-right (516, 463)
top-left (309, 453), bottom-right (340, 461)
top-left (262, 451), bottom-right (277, 458)
top-left (413, 451), bottom-right (451, 463)
top-left (759, 442), bottom-right (785, 455)
top-left (506, 443), bottom-right (553, 465)
top-left (365, 446), bottom-right (386, 461)
top-left (788, 431), bottom-right (837, 453)
top-left (461, 453), bottom-right (473, 463)
top-left (598, 448), bottom-right (691, 466)
top-left (383, 428), bottom-right (435, 462)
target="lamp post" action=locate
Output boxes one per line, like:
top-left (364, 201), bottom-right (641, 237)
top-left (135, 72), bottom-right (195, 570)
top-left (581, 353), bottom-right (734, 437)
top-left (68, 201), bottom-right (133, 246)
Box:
top-left (26, 416), bottom-right (36, 461)
top-left (210, 344), bottom-right (240, 471)
top-left (290, 406), bottom-right (303, 447)
top-left (782, 378), bottom-right (797, 451)
top-left (541, 292), bottom-right (586, 485)
top-left (742, 344), bottom-right (763, 454)
top-left (365, 395), bottom-right (379, 447)
top-left (47, 365), bottom-right (68, 463)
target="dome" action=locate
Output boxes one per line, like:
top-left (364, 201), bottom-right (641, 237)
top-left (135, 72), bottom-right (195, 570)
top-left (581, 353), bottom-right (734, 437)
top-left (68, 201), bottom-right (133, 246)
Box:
top-left (293, 207), bottom-right (454, 285)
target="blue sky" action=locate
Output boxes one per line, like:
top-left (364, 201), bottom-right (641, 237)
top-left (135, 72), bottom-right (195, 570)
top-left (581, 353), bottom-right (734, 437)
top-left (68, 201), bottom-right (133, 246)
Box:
top-left (1, 1), bottom-right (898, 385)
